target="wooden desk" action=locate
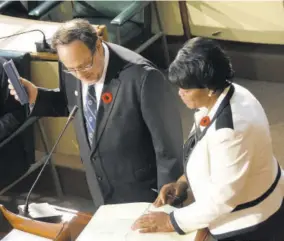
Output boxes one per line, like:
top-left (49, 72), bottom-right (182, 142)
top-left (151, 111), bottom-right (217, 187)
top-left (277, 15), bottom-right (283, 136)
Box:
top-left (1, 203), bottom-right (209, 241)
top-left (0, 204), bottom-right (87, 241)
top-left (60, 209), bottom-right (92, 241)
top-left (0, 15), bottom-right (108, 61)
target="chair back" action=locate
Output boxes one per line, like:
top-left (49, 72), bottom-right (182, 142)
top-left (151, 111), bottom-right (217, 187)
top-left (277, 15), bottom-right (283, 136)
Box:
top-left (0, 1), bottom-right (41, 17)
top-left (72, 1), bottom-right (145, 24)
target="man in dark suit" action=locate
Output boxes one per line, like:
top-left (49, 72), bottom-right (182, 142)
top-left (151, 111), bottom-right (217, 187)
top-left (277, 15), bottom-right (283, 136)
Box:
top-left (0, 57), bottom-right (29, 189)
top-left (9, 19), bottom-right (183, 208)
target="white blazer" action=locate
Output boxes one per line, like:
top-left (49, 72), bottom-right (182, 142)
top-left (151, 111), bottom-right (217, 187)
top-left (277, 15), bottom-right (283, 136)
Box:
top-left (171, 83), bottom-right (284, 239)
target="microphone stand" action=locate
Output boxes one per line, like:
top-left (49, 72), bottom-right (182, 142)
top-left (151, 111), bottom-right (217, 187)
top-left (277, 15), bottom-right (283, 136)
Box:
top-left (0, 29), bottom-right (52, 53)
top-left (19, 106), bottom-right (78, 221)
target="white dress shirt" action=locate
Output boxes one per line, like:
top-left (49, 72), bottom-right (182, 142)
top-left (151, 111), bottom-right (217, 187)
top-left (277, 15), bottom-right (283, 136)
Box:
top-left (82, 43), bottom-right (109, 110)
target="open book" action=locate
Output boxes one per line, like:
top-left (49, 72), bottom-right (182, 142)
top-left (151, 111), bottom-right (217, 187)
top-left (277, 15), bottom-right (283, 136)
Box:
top-left (76, 202), bottom-right (198, 241)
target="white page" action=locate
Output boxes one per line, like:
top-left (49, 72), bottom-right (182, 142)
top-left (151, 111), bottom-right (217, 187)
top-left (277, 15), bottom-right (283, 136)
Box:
top-left (76, 202), bottom-right (197, 241)
top-left (1, 229), bottom-right (52, 241)
top-left (93, 202), bottom-right (152, 220)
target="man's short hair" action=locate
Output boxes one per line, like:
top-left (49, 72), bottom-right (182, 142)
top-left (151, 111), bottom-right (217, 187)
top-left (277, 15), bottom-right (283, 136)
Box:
top-left (51, 19), bottom-right (98, 53)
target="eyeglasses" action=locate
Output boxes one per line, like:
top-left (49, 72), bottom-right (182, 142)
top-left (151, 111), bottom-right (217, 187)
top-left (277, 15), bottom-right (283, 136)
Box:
top-left (63, 55), bottom-right (94, 75)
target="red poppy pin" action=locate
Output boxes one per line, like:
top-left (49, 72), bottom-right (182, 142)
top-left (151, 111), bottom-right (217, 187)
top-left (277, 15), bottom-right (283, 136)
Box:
top-left (101, 92), bottom-right (113, 104)
top-left (200, 116), bottom-right (211, 127)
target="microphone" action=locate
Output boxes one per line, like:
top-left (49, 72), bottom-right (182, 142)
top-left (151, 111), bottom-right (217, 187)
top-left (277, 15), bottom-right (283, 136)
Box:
top-left (18, 105), bottom-right (79, 221)
top-left (0, 29), bottom-right (52, 53)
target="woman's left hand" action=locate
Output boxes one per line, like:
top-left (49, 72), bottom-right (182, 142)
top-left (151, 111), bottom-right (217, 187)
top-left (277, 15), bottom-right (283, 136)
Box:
top-left (131, 212), bottom-right (174, 233)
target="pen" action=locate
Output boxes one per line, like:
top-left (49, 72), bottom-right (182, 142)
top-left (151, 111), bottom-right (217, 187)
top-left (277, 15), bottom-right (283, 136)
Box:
top-left (151, 188), bottom-right (180, 200)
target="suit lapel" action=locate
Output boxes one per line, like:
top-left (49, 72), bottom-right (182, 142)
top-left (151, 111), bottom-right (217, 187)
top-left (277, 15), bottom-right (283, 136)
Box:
top-left (92, 78), bottom-right (121, 152)
top-left (91, 45), bottom-right (125, 153)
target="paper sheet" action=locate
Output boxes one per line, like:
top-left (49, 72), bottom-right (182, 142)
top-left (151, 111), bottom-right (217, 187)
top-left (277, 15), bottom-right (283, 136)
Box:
top-left (1, 229), bottom-right (52, 241)
top-left (76, 202), bottom-right (197, 241)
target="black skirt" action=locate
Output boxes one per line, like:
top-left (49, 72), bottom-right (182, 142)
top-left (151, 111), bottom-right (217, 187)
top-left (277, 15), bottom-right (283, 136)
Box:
top-left (214, 199), bottom-right (284, 241)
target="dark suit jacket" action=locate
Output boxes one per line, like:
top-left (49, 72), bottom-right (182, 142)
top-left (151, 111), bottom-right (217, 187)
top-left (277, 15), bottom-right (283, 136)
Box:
top-left (0, 57), bottom-right (29, 189)
top-left (31, 43), bottom-right (183, 207)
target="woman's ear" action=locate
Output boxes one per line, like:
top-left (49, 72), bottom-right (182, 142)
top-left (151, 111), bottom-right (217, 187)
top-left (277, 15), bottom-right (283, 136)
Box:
top-left (208, 89), bottom-right (217, 97)
top-left (208, 90), bottom-right (214, 97)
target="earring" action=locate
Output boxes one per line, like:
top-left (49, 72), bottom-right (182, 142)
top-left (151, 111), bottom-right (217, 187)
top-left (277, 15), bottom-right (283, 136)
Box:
top-left (208, 90), bottom-right (213, 97)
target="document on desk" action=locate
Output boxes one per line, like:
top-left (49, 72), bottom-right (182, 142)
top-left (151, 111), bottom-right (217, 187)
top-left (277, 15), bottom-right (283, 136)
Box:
top-left (76, 202), bottom-right (197, 241)
top-left (1, 229), bottom-right (52, 241)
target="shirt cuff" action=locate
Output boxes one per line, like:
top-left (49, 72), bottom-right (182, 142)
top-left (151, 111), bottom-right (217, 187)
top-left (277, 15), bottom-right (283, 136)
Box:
top-left (169, 212), bottom-right (186, 235)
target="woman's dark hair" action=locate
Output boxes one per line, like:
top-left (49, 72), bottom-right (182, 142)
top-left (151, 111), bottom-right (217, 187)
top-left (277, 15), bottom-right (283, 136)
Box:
top-left (168, 37), bottom-right (234, 91)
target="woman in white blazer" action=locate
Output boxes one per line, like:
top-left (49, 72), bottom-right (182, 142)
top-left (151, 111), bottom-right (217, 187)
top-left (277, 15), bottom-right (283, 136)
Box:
top-left (132, 37), bottom-right (284, 241)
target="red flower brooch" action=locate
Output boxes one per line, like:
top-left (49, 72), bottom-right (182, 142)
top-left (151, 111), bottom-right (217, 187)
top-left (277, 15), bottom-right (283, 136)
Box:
top-left (101, 92), bottom-right (113, 104)
top-left (200, 116), bottom-right (211, 127)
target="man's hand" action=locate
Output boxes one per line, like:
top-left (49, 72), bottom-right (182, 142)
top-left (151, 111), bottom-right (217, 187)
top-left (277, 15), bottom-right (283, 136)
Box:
top-left (131, 212), bottom-right (174, 233)
top-left (153, 181), bottom-right (188, 207)
top-left (8, 77), bottom-right (38, 104)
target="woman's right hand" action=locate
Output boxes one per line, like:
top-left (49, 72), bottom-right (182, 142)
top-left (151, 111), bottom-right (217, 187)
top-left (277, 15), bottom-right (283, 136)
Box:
top-left (153, 181), bottom-right (188, 207)
top-left (8, 77), bottom-right (38, 104)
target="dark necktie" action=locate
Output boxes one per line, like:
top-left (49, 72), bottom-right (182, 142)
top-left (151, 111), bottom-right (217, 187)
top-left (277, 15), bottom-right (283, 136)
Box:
top-left (84, 85), bottom-right (97, 145)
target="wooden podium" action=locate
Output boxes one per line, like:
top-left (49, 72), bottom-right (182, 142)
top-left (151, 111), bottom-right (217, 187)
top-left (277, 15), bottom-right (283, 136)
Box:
top-left (0, 204), bottom-right (211, 241)
top-left (0, 204), bottom-right (92, 241)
